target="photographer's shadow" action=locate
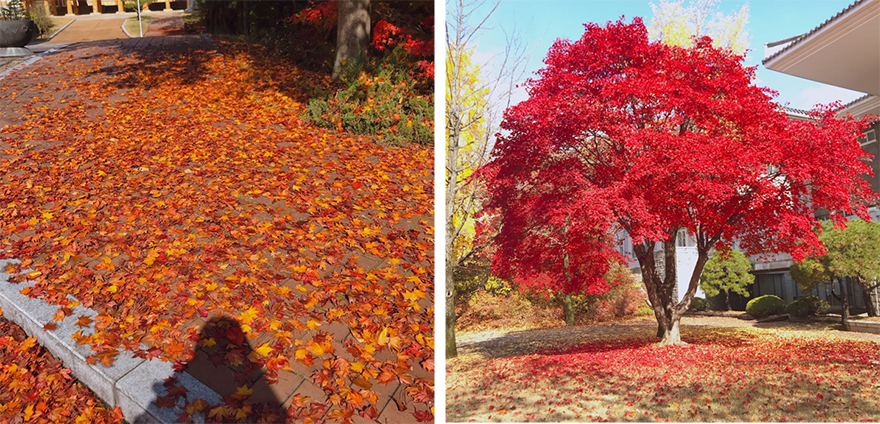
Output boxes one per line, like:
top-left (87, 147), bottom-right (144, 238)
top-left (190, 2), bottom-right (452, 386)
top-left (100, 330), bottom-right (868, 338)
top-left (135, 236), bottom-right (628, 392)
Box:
top-left (134, 317), bottom-right (292, 423)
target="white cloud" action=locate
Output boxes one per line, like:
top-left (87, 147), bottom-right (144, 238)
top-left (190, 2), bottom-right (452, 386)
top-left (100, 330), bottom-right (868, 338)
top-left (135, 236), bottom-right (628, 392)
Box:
top-left (798, 84), bottom-right (865, 110)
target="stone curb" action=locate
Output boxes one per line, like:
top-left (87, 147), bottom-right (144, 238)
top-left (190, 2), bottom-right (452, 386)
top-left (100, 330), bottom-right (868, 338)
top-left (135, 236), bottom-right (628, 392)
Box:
top-left (846, 319), bottom-right (880, 334)
top-left (122, 14), bottom-right (150, 38)
top-left (0, 45), bottom-right (64, 81)
top-left (0, 258), bottom-right (222, 423)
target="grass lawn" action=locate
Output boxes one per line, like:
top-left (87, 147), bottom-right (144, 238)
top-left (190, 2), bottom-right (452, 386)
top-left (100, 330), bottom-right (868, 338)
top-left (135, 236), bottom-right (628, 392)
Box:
top-left (448, 316), bottom-right (880, 422)
top-left (123, 15), bottom-right (153, 37)
top-left (34, 17), bottom-right (75, 41)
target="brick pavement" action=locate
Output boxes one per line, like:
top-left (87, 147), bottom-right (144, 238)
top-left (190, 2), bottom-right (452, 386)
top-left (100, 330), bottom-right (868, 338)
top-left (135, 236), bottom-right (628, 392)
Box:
top-left (0, 33), bottom-right (433, 424)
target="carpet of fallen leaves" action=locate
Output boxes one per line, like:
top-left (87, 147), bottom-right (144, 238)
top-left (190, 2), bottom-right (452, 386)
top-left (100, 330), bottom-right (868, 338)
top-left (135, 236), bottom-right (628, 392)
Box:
top-left (0, 317), bottom-right (125, 424)
top-left (448, 316), bottom-right (880, 422)
top-left (0, 36), bottom-right (432, 423)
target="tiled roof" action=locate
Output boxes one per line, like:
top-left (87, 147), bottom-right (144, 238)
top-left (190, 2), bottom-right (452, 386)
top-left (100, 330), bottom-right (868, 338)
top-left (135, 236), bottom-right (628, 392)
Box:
top-left (762, 0), bottom-right (868, 65)
top-left (779, 97), bottom-right (877, 119)
top-left (781, 106), bottom-right (811, 116)
top-left (843, 93), bottom-right (874, 109)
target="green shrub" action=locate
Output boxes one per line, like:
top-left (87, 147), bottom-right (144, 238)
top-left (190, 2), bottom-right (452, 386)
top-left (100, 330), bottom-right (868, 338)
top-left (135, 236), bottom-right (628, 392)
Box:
top-left (746, 295), bottom-right (786, 318)
top-left (689, 297), bottom-right (712, 312)
top-left (785, 296), bottom-right (830, 318)
top-left (304, 46), bottom-right (433, 146)
top-left (26, 7), bottom-right (53, 38)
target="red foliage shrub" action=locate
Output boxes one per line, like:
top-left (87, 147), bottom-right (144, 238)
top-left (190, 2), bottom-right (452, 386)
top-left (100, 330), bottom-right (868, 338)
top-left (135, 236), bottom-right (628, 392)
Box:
top-left (293, 0), bottom-right (337, 31)
top-left (578, 282), bottom-right (649, 323)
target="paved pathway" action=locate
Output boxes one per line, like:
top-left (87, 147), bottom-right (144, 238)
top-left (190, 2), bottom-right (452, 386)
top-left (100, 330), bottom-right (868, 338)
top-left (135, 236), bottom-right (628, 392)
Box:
top-left (48, 15), bottom-right (128, 43)
top-left (0, 32), bottom-right (432, 424)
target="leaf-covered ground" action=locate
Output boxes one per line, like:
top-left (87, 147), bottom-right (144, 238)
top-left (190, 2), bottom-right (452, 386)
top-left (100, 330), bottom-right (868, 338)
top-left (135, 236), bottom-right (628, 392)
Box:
top-left (0, 34), bottom-right (432, 423)
top-left (448, 316), bottom-right (880, 422)
top-left (0, 316), bottom-right (125, 424)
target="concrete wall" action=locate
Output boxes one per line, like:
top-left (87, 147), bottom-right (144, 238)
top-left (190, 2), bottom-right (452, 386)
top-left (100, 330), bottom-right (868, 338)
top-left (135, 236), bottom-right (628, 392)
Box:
top-left (675, 246), bottom-right (704, 302)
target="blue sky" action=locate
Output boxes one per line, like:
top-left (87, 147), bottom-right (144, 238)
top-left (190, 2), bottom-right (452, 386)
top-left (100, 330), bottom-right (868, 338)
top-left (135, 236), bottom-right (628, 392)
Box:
top-left (465, 0), bottom-right (865, 111)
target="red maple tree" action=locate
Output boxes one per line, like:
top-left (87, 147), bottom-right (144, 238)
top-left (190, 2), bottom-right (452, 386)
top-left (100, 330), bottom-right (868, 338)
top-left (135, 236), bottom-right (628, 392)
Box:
top-left (482, 18), bottom-right (875, 345)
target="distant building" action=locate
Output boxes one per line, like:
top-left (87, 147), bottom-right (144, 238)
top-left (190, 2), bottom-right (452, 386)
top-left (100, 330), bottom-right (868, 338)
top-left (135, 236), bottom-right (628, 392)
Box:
top-left (757, 0), bottom-right (880, 311)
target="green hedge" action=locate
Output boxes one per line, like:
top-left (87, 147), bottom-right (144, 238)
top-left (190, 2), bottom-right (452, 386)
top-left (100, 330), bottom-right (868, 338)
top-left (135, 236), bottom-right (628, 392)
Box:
top-left (785, 296), bottom-right (829, 318)
top-left (746, 295), bottom-right (785, 318)
top-left (689, 297), bottom-right (712, 312)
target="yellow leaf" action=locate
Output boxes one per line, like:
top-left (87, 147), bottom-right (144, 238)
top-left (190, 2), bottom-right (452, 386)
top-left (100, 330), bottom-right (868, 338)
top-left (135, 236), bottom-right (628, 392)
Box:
top-left (406, 275), bottom-right (422, 284)
top-left (351, 361), bottom-right (364, 373)
top-left (308, 341), bottom-right (325, 356)
top-left (205, 282), bottom-right (218, 291)
top-left (377, 327), bottom-right (389, 346)
top-left (23, 403), bottom-right (34, 421)
top-left (403, 290), bottom-right (425, 301)
top-left (202, 338), bottom-right (216, 348)
top-left (306, 319), bottom-right (320, 330)
top-left (239, 307), bottom-right (258, 325)
top-left (255, 343), bottom-right (273, 356)
top-left (234, 385), bottom-right (253, 397)
top-left (295, 348), bottom-right (308, 361)
top-left (75, 413), bottom-right (90, 424)
top-left (107, 285), bottom-right (118, 294)
top-left (144, 256), bottom-right (155, 265)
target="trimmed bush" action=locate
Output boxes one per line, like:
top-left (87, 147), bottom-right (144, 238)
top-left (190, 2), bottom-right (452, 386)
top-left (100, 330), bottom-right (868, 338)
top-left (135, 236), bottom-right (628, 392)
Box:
top-left (746, 295), bottom-right (786, 318)
top-left (689, 297), bottom-right (712, 312)
top-left (786, 296), bottom-right (830, 318)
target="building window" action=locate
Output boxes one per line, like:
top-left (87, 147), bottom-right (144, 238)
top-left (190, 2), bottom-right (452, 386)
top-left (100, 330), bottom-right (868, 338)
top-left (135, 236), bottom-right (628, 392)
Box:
top-left (860, 129), bottom-right (877, 146)
top-left (756, 273), bottom-right (784, 298)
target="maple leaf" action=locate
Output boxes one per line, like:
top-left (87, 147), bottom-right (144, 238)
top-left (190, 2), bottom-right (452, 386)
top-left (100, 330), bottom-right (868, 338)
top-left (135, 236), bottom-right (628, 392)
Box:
top-left (232, 385), bottom-right (253, 400)
top-left (254, 342), bottom-right (273, 357)
top-left (75, 315), bottom-right (94, 328)
top-left (226, 327), bottom-right (245, 347)
top-left (239, 307), bottom-right (258, 325)
top-left (155, 394), bottom-right (177, 408)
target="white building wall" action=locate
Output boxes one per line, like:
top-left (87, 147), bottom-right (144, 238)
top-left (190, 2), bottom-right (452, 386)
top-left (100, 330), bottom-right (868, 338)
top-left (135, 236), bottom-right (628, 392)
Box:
top-left (675, 246), bottom-right (704, 302)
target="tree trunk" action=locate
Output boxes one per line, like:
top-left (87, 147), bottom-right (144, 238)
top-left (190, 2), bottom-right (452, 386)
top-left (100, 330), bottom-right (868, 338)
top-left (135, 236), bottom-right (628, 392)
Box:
top-left (445, 55), bottom-right (462, 358)
top-left (840, 277), bottom-right (850, 328)
top-left (635, 237), bottom-right (711, 347)
top-left (563, 294), bottom-right (575, 325)
top-left (332, 0), bottom-right (370, 80)
top-left (446, 279), bottom-right (457, 357)
top-left (445, 136), bottom-right (459, 358)
top-left (861, 282), bottom-right (880, 317)
top-left (724, 290), bottom-right (730, 311)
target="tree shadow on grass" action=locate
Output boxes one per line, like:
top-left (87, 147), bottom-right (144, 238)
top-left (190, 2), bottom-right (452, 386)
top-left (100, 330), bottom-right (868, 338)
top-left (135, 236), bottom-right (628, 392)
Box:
top-left (458, 319), bottom-right (757, 361)
top-left (449, 322), bottom-right (880, 422)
